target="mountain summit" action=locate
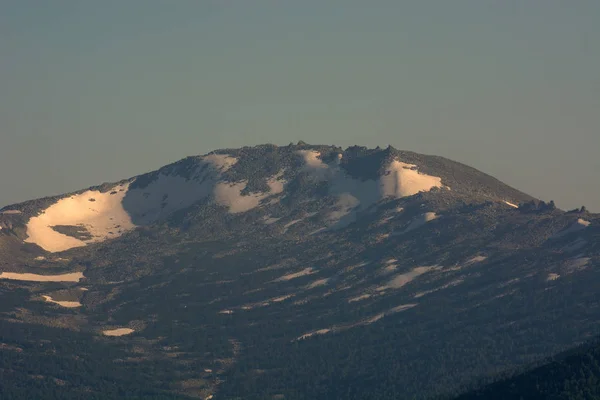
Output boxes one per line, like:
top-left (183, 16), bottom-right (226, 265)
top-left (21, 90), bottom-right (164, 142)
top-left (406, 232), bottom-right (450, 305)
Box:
top-left (2, 143), bottom-right (532, 253)
top-left (0, 144), bottom-right (597, 400)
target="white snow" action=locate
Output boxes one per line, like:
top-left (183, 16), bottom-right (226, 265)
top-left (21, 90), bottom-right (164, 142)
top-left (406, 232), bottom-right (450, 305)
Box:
top-left (503, 201), bottom-right (519, 208)
top-left (465, 255), bottom-right (487, 266)
top-left (379, 266), bottom-right (439, 290)
top-left (272, 295), bottom-right (293, 302)
top-left (202, 154), bottom-right (238, 171)
top-left (447, 256), bottom-right (487, 271)
top-left (547, 273), bottom-right (560, 281)
top-left (578, 218), bottom-right (592, 227)
top-left (297, 151), bottom-right (447, 229)
top-left (214, 175), bottom-right (285, 214)
top-left (551, 219), bottom-right (592, 239)
top-left (566, 257), bottom-right (591, 271)
top-left (348, 294), bottom-right (372, 303)
top-left (297, 329), bottom-right (332, 341)
top-left (283, 219), bottom-right (303, 230)
top-left (273, 268), bottom-right (315, 282)
top-left (298, 150), bottom-right (330, 179)
top-left (42, 295), bottom-right (82, 308)
top-left (24, 183), bottom-right (135, 252)
top-left (102, 328), bottom-right (134, 337)
top-left (0, 272), bottom-right (84, 282)
top-left (387, 303), bottom-right (418, 314)
top-left (22, 153), bottom-right (288, 252)
top-left (383, 263), bottom-right (398, 273)
top-left (241, 294), bottom-right (296, 310)
top-left (306, 278), bottom-right (329, 289)
top-left (380, 161), bottom-right (445, 198)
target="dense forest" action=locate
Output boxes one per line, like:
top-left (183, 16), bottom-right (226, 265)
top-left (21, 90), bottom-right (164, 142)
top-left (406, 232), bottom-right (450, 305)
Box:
top-left (453, 338), bottom-right (600, 400)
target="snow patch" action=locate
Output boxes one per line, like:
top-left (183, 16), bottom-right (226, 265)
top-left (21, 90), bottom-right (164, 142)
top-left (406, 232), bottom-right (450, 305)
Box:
top-left (297, 329), bottom-right (332, 341)
top-left (447, 256), bottom-right (487, 271)
top-left (0, 272), bottom-right (84, 282)
top-left (566, 257), bottom-right (591, 271)
top-left (503, 201), bottom-right (519, 208)
top-left (306, 278), bottom-right (329, 289)
top-left (297, 151), bottom-right (447, 229)
top-left (23, 153), bottom-right (285, 252)
top-left (203, 154), bottom-right (238, 171)
top-left (273, 268), bottom-right (315, 282)
top-left (387, 303), bottom-right (418, 314)
top-left (380, 161), bottom-right (445, 198)
top-left (552, 219), bottom-right (592, 239)
top-left (25, 183), bottom-right (135, 252)
top-left (348, 294), bottom-right (372, 303)
top-left (214, 175), bottom-right (284, 214)
top-left (42, 295), bottom-right (81, 308)
top-left (547, 273), bottom-right (560, 281)
top-left (0, 209), bottom-right (22, 214)
top-left (283, 219), bottom-right (303, 230)
top-left (298, 150), bottom-right (329, 173)
top-left (102, 328), bottom-right (134, 337)
top-left (379, 266), bottom-right (439, 290)
top-left (465, 256), bottom-right (487, 266)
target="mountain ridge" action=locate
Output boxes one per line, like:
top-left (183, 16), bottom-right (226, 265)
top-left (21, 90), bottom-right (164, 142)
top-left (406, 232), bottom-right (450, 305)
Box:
top-left (0, 143), bottom-right (598, 400)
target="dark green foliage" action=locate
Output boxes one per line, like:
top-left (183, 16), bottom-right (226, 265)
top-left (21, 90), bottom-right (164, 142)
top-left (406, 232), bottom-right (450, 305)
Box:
top-left (0, 319), bottom-right (193, 400)
top-left (454, 338), bottom-right (600, 400)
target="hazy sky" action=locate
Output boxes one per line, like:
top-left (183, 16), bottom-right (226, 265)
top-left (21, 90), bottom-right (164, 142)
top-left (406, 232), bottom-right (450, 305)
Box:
top-left (1, 1), bottom-right (599, 211)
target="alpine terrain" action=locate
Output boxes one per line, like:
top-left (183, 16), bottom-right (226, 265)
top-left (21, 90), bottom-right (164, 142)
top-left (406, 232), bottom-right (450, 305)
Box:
top-left (0, 143), bottom-right (598, 400)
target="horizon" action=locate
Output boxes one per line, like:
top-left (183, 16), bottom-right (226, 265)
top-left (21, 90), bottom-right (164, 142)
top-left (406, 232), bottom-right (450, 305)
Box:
top-left (0, 141), bottom-right (578, 211)
top-left (2, 2), bottom-right (599, 211)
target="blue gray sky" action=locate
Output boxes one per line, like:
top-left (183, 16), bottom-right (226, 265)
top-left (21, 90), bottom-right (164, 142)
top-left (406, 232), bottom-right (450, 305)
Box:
top-left (1, 1), bottom-right (599, 210)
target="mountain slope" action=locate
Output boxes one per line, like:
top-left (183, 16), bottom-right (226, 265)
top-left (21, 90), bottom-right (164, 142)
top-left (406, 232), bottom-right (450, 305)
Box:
top-left (0, 143), bottom-right (597, 399)
top-left (453, 337), bottom-right (600, 400)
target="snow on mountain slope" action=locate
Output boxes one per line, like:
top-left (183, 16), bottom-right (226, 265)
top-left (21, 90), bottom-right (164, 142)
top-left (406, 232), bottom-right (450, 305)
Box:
top-left (19, 149), bottom-right (448, 253)
top-left (551, 218), bottom-right (592, 239)
top-left (24, 183), bottom-right (134, 252)
top-left (23, 153), bottom-right (285, 252)
top-left (298, 150), bottom-right (447, 228)
top-left (380, 160), bottom-right (445, 198)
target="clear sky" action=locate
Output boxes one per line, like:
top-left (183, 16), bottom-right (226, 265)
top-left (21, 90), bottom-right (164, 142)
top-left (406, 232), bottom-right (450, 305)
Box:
top-left (1, 1), bottom-right (599, 211)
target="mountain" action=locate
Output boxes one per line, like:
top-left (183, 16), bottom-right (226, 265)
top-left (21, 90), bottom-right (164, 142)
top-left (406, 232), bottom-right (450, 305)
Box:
top-left (0, 143), bottom-right (598, 399)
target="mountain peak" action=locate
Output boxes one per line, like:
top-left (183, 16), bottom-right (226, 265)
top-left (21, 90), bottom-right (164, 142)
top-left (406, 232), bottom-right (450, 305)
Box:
top-left (1, 144), bottom-right (535, 253)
